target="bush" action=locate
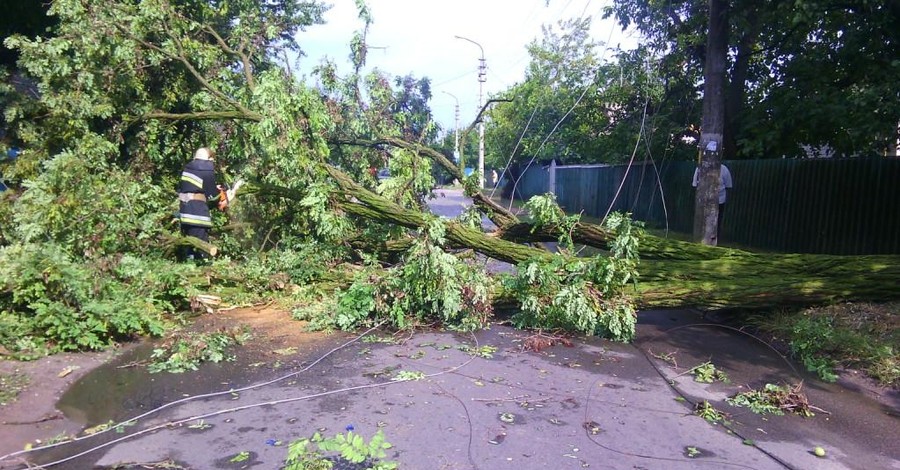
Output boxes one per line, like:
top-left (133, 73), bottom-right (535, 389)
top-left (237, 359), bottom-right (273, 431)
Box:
top-left (751, 303), bottom-right (899, 386)
top-left (12, 140), bottom-right (173, 258)
top-left (0, 243), bottom-right (195, 355)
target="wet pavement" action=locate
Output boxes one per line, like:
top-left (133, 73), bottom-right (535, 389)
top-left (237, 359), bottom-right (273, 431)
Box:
top-left (2, 309), bottom-right (897, 469)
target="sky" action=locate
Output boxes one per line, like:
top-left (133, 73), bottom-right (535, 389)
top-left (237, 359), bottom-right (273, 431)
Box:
top-left (294, 0), bottom-right (640, 131)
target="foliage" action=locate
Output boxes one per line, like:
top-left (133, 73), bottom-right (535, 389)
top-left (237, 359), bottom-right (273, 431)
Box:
top-left (391, 370), bottom-right (425, 382)
top-left (485, 17), bottom-right (675, 169)
top-left (0, 0), bottom-right (337, 357)
top-left (749, 303), bottom-right (899, 386)
top-left (504, 213), bottom-right (640, 340)
top-left (524, 194), bottom-right (580, 248)
top-left (217, 241), bottom-right (346, 295)
top-left (148, 327), bottom-right (251, 374)
top-left (334, 281), bottom-right (377, 331)
top-left (284, 429), bottom-right (396, 470)
top-left (694, 400), bottom-right (724, 423)
top-left (727, 383), bottom-right (815, 417)
top-left (458, 344), bottom-right (497, 359)
top-left (0, 244), bottom-right (194, 356)
top-left (605, 0), bottom-right (900, 159)
top-left (691, 362), bottom-right (729, 383)
top-left (304, 218), bottom-right (493, 332)
top-left (10, 137), bottom-right (173, 258)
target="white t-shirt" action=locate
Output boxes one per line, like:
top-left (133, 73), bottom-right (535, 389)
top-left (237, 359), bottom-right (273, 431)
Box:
top-left (693, 165), bottom-right (733, 204)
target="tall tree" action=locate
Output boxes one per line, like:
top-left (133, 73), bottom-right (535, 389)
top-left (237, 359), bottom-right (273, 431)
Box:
top-left (693, 0), bottom-right (728, 245)
top-left (485, 18), bottom-right (607, 167)
top-left (605, 0), bottom-right (900, 160)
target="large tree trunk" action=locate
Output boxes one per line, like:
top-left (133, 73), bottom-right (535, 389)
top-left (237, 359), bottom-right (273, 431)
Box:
top-left (693, 0), bottom-right (729, 245)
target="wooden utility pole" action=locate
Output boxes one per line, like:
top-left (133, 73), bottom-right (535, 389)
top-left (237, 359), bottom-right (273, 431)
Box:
top-left (693, 0), bottom-right (729, 245)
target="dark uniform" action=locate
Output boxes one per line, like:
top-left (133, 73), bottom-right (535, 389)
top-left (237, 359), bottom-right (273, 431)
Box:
top-left (178, 157), bottom-right (219, 259)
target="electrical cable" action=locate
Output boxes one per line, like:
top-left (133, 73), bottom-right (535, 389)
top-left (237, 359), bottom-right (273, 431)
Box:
top-left (495, 1), bottom-right (617, 209)
top-left (8, 328), bottom-right (479, 468)
top-left (600, 97), bottom-right (649, 225)
top-left (632, 321), bottom-right (806, 470)
top-left (433, 382), bottom-right (479, 470)
top-left (0, 322), bottom-right (387, 463)
top-left (489, 106), bottom-right (539, 203)
top-left (405, 329), bottom-right (786, 469)
top-left (637, 321), bottom-right (803, 379)
top-left (645, 125), bottom-right (671, 236)
top-left (580, 376), bottom-right (764, 469)
top-left (506, 82), bottom-right (595, 211)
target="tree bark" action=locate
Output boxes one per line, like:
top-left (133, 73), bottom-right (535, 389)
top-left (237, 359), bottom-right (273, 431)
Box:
top-left (161, 233), bottom-right (219, 257)
top-left (693, 0), bottom-right (729, 245)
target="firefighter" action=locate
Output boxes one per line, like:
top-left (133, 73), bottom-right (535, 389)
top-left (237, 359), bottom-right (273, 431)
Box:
top-left (178, 147), bottom-right (227, 260)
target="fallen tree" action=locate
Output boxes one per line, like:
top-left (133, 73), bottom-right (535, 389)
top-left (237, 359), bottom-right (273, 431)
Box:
top-left (220, 139), bottom-right (900, 319)
top-left (320, 138), bottom-right (900, 311)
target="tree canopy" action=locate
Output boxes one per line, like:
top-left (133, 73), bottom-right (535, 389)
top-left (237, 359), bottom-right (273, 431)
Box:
top-left (483, 0), bottom-right (899, 167)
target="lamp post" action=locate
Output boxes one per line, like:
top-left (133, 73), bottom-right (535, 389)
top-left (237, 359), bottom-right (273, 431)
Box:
top-left (455, 35), bottom-right (486, 188)
top-left (442, 91), bottom-right (460, 168)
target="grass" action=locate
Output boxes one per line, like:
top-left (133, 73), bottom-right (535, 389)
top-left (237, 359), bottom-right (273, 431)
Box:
top-left (0, 370), bottom-right (30, 406)
top-left (749, 302), bottom-right (899, 387)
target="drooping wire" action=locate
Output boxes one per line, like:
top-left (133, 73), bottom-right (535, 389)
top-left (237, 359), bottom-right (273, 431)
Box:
top-left (580, 376), bottom-right (765, 469)
top-left (629, 321), bottom-right (805, 470)
top-left (0, 322), bottom-right (387, 462)
top-left (8, 328), bottom-right (481, 468)
top-left (600, 96), bottom-right (650, 224)
top-left (488, 105), bottom-right (539, 204)
top-left (498, 2), bottom-right (619, 211)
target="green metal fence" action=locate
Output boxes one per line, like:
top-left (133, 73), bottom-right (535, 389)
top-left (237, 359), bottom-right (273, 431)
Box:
top-left (514, 158), bottom-right (900, 255)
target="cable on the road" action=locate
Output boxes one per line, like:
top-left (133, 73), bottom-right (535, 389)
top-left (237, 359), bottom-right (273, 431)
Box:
top-left (634, 322), bottom-right (803, 470)
top-left (581, 376), bottom-right (765, 469)
top-left (0, 322), bottom-right (387, 463)
top-left (12, 328), bottom-right (480, 468)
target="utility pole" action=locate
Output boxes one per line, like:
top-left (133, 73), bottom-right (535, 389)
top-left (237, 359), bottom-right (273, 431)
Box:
top-left (442, 91), bottom-right (461, 168)
top-left (455, 35), bottom-right (486, 188)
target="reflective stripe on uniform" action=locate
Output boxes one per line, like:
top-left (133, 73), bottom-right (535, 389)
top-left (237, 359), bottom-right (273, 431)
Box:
top-left (181, 171), bottom-right (204, 189)
top-left (179, 213), bottom-right (213, 227)
top-left (179, 192), bottom-right (207, 203)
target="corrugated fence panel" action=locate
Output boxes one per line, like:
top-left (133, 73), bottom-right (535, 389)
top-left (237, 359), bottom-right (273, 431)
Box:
top-left (513, 157), bottom-right (900, 254)
top-left (516, 165), bottom-right (549, 200)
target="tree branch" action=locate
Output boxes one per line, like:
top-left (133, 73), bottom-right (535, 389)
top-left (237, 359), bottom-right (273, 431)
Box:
top-left (330, 137), bottom-right (521, 229)
top-left (200, 24), bottom-right (256, 91)
top-left (142, 110), bottom-right (262, 122)
top-left (103, 7), bottom-right (257, 118)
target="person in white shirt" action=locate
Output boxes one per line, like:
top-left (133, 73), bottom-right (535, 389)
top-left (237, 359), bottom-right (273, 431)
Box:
top-left (692, 164), bottom-right (733, 234)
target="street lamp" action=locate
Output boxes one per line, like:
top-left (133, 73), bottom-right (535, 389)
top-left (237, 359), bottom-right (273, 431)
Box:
top-left (442, 91), bottom-right (460, 167)
top-left (455, 35), bottom-right (486, 188)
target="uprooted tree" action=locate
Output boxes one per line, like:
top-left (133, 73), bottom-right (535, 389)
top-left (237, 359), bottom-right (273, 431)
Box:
top-left (1, 0), bottom-right (898, 355)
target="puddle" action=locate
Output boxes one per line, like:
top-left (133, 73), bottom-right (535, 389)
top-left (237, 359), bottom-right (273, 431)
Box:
top-left (57, 342), bottom-right (277, 426)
